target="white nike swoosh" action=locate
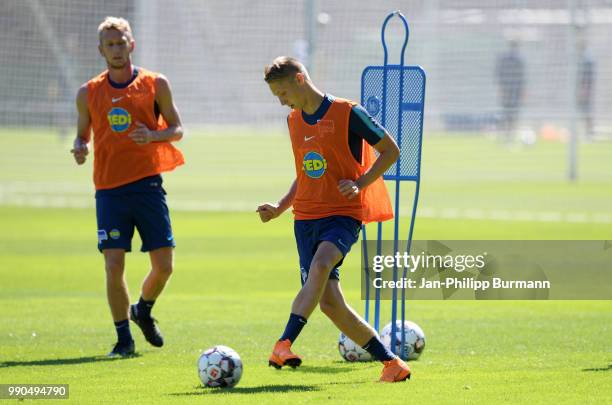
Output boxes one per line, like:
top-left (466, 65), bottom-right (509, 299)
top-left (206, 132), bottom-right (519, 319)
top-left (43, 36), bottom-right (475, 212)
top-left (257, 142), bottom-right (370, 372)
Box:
top-left (111, 96), bottom-right (124, 103)
top-left (304, 135), bottom-right (316, 141)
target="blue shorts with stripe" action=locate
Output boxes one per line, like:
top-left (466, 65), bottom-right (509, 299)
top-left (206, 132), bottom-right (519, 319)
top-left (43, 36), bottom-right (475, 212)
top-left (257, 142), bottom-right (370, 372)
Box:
top-left (95, 175), bottom-right (175, 253)
top-left (294, 215), bottom-right (362, 285)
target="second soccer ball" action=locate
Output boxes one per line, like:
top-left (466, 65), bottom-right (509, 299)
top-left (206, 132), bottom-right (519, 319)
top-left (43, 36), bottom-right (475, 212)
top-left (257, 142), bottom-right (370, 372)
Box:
top-left (338, 332), bottom-right (373, 362)
top-left (380, 320), bottom-right (426, 361)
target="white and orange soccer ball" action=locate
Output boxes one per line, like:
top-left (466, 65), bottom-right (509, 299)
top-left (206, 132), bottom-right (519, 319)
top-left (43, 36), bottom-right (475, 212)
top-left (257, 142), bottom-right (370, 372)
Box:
top-left (197, 345), bottom-right (243, 388)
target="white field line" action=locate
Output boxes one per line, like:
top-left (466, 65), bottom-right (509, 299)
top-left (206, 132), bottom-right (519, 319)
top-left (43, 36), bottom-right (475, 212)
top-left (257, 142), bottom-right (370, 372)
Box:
top-left (0, 189), bottom-right (610, 224)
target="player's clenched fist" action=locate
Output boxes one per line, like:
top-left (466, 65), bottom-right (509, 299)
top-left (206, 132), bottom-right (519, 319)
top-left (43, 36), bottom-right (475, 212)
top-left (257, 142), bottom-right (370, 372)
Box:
top-left (256, 203), bottom-right (280, 223)
top-left (338, 179), bottom-right (360, 199)
top-left (71, 139), bottom-right (89, 165)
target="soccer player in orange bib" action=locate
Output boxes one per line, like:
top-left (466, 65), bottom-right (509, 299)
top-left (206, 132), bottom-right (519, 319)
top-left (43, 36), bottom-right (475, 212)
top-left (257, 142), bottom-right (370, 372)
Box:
top-left (71, 17), bottom-right (184, 357)
top-left (257, 57), bottom-right (411, 382)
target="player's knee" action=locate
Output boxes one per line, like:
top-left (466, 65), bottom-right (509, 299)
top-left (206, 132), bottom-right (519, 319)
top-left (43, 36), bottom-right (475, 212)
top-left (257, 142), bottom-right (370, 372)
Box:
top-left (153, 262), bottom-right (173, 276)
top-left (104, 259), bottom-right (124, 277)
top-left (309, 259), bottom-right (333, 278)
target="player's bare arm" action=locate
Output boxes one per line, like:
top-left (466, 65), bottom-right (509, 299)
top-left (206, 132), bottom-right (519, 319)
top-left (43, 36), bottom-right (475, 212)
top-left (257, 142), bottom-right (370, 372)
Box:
top-left (71, 85), bottom-right (91, 165)
top-left (128, 74), bottom-right (183, 145)
top-left (257, 179), bottom-right (297, 223)
top-left (338, 133), bottom-right (399, 199)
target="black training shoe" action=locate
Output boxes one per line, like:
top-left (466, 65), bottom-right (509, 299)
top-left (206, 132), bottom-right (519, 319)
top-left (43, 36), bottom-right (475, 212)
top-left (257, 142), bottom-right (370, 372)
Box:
top-left (107, 340), bottom-right (135, 358)
top-left (130, 304), bottom-right (164, 347)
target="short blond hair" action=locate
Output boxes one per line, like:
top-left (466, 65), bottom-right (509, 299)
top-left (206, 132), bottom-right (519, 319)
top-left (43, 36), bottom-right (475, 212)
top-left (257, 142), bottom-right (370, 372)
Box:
top-left (98, 16), bottom-right (133, 42)
top-left (264, 56), bottom-right (309, 83)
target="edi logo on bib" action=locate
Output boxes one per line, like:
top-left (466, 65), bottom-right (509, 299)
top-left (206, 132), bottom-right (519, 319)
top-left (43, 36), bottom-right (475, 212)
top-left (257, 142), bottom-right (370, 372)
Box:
top-left (303, 151), bottom-right (327, 179)
top-left (107, 107), bottom-right (132, 132)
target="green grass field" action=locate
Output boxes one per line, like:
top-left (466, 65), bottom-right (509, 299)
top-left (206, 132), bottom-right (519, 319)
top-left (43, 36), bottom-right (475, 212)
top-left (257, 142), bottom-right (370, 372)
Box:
top-left (1, 130), bottom-right (611, 403)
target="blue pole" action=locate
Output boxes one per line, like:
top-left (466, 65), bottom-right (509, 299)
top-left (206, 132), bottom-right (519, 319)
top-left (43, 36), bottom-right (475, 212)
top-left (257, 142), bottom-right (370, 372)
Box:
top-left (362, 226), bottom-right (370, 323)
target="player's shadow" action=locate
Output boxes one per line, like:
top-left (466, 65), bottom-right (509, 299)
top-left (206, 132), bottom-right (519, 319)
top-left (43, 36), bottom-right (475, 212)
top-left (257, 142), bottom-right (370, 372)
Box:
top-left (170, 384), bottom-right (319, 396)
top-left (582, 363), bottom-right (612, 372)
top-left (0, 354), bottom-right (142, 368)
top-left (297, 364), bottom-right (355, 374)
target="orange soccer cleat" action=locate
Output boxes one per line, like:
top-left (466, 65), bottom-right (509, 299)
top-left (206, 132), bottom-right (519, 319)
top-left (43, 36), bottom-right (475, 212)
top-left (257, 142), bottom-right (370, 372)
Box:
top-left (380, 357), bottom-right (411, 382)
top-left (268, 339), bottom-right (302, 369)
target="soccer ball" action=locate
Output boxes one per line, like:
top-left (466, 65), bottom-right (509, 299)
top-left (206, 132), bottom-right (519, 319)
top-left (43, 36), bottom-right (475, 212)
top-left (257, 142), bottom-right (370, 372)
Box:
top-left (338, 332), bottom-right (373, 362)
top-left (380, 320), bottom-right (426, 361)
top-left (197, 345), bottom-right (243, 388)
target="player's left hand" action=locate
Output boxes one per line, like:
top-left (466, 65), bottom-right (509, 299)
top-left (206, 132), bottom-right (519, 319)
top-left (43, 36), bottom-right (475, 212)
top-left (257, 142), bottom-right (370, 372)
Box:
top-left (256, 203), bottom-right (280, 223)
top-left (338, 179), bottom-right (360, 199)
top-left (129, 122), bottom-right (155, 145)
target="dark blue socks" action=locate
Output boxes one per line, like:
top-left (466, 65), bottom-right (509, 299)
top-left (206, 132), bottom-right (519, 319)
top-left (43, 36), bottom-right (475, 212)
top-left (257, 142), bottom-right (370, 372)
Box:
top-left (137, 296), bottom-right (155, 319)
top-left (363, 336), bottom-right (396, 362)
top-left (279, 313), bottom-right (308, 343)
top-left (114, 319), bottom-right (132, 344)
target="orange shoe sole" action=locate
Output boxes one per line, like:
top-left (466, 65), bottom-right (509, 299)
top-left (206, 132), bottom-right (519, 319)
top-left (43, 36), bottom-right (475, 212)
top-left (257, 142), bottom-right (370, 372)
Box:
top-left (268, 357), bottom-right (302, 369)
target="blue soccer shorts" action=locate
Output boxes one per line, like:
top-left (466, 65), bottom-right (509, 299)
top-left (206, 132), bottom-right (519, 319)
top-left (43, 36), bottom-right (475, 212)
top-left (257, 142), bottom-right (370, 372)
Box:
top-left (294, 215), bottom-right (362, 285)
top-left (95, 175), bottom-right (175, 253)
